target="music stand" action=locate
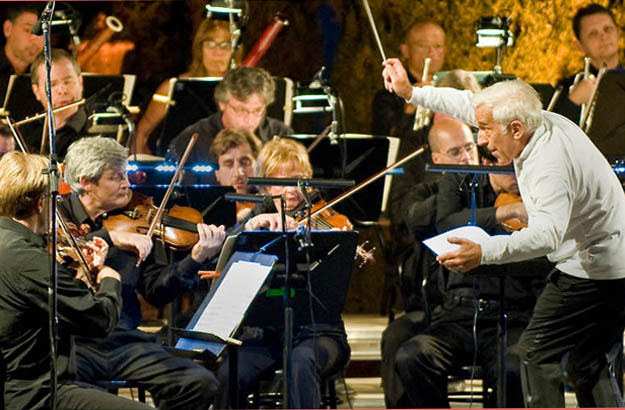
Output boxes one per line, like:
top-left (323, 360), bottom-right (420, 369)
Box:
top-left (530, 84), bottom-right (556, 110)
top-left (426, 163), bottom-right (515, 408)
top-left (232, 231), bottom-right (358, 328)
top-left (287, 134), bottom-right (399, 221)
top-left (585, 72), bottom-right (625, 159)
top-left (157, 76), bottom-right (294, 156)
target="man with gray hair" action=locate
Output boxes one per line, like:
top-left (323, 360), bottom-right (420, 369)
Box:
top-left (167, 67), bottom-right (292, 168)
top-left (383, 58), bottom-right (625, 407)
top-left (59, 136), bottom-right (226, 410)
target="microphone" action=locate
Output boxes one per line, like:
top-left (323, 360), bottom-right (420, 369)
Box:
top-left (224, 192), bottom-right (273, 204)
top-left (106, 95), bottom-right (135, 137)
top-left (32, 1), bottom-right (55, 36)
top-left (247, 177), bottom-right (355, 189)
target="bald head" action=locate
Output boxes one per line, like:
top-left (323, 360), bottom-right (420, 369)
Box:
top-left (400, 20), bottom-right (446, 81)
top-left (429, 116), bottom-right (478, 165)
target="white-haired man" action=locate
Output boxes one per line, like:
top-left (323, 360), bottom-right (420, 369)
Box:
top-left (383, 58), bottom-right (625, 407)
top-left (60, 136), bottom-right (226, 410)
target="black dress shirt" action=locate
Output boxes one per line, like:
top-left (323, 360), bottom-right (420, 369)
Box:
top-left (0, 217), bottom-right (122, 410)
top-left (434, 172), bottom-right (550, 303)
top-left (20, 107), bottom-right (89, 160)
top-left (167, 112), bottom-right (293, 184)
top-left (58, 193), bottom-right (204, 331)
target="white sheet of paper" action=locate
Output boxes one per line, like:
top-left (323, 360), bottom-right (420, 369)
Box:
top-left (191, 260), bottom-right (272, 340)
top-left (423, 225), bottom-right (496, 256)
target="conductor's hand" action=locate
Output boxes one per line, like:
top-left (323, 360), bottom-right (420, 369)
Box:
top-left (436, 237), bottom-right (482, 273)
top-left (191, 224), bottom-right (226, 263)
top-left (245, 213), bottom-right (296, 231)
top-left (382, 58), bottom-right (413, 100)
top-left (109, 231), bottom-right (153, 263)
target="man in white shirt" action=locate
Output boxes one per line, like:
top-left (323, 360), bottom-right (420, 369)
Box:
top-left (382, 58), bottom-right (625, 407)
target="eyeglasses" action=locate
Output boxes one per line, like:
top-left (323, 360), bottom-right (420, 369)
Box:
top-left (203, 40), bottom-right (232, 50)
top-left (226, 101), bottom-right (265, 117)
top-left (443, 142), bottom-right (477, 158)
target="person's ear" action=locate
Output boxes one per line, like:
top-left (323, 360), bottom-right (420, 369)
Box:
top-left (510, 120), bottom-right (524, 140)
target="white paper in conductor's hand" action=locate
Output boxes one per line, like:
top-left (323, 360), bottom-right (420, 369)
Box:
top-left (423, 225), bottom-right (496, 256)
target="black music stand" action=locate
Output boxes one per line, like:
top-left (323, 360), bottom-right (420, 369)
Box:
top-left (174, 251), bottom-right (278, 409)
top-left (585, 72), bottom-right (625, 159)
top-left (157, 76), bottom-right (293, 156)
top-left (235, 230), bottom-right (358, 328)
top-left (426, 163), bottom-right (514, 408)
top-left (287, 134), bottom-right (397, 221)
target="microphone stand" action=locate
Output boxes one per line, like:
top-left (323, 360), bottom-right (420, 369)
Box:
top-left (39, 3), bottom-right (59, 410)
top-left (278, 194), bottom-right (293, 409)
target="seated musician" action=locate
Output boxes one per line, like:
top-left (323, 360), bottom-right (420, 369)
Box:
top-left (392, 151), bottom-right (551, 408)
top-left (381, 115), bottom-right (476, 408)
top-left (0, 152), bottom-right (152, 410)
top-left (22, 48), bottom-right (88, 159)
top-left (214, 137), bottom-right (351, 409)
top-left (136, 19), bottom-right (237, 155)
top-left (0, 124), bottom-right (15, 158)
top-left (167, 67), bottom-right (293, 176)
top-left (553, 4), bottom-right (623, 124)
top-left (59, 136), bottom-right (226, 410)
top-left (0, 3), bottom-right (43, 76)
top-left (210, 127), bottom-right (262, 221)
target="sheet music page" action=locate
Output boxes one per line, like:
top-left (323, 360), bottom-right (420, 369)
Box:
top-left (192, 260), bottom-right (272, 339)
top-left (423, 225), bottom-right (507, 256)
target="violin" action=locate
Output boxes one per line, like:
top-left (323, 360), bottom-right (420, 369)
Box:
top-left (102, 133), bottom-right (202, 255)
top-left (494, 192), bottom-right (527, 232)
top-left (102, 190), bottom-right (203, 251)
top-left (55, 216), bottom-right (104, 290)
top-left (293, 196), bottom-right (375, 267)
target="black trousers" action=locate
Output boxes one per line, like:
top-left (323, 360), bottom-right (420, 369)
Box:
top-left (214, 332), bottom-right (350, 409)
top-left (394, 306), bottom-right (527, 408)
top-left (380, 311), bottom-right (428, 408)
top-left (75, 330), bottom-right (218, 410)
top-left (56, 382), bottom-right (154, 410)
top-left (516, 270), bottom-right (625, 407)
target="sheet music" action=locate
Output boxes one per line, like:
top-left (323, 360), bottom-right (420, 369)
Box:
top-left (191, 259), bottom-right (272, 339)
top-left (423, 225), bottom-right (508, 256)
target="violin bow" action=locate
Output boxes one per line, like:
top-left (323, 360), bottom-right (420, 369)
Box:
top-left (145, 133), bottom-right (199, 242)
top-left (361, 0), bottom-right (386, 62)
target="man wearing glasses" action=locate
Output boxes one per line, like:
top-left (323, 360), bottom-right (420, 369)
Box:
top-left (167, 67), bottom-right (292, 178)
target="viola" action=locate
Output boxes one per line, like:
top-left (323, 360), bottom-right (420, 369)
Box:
top-left (102, 190), bottom-right (203, 251)
top-left (494, 192), bottom-right (527, 232)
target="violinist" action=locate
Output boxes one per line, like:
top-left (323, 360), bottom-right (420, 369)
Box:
top-left (0, 152), bottom-right (152, 410)
top-left (215, 137), bottom-right (351, 409)
top-left (59, 136), bottom-right (225, 410)
top-left (211, 127), bottom-right (262, 221)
